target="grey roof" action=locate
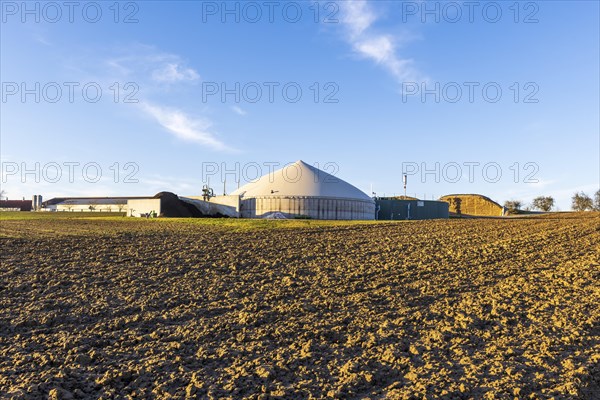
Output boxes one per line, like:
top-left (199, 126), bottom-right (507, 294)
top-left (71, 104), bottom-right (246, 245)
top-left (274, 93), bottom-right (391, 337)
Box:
top-left (44, 197), bottom-right (153, 206)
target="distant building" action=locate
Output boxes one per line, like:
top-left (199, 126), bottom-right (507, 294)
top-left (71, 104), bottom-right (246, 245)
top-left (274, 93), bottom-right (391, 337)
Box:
top-left (43, 197), bottom-right (150, 213)
top-left (0, 200), bottom-right (32, 211)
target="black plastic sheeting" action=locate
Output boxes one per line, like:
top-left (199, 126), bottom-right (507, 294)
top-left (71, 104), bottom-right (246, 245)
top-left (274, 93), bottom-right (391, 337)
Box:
top-left (153, 192), bottom-right (227, 218)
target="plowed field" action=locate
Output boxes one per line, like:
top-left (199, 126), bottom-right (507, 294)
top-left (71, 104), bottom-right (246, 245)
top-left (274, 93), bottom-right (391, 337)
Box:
top-left (1, 214), bottom-right (599, 399)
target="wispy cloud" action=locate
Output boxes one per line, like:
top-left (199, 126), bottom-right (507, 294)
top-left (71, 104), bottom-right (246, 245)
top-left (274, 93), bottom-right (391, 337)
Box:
top-left (98, 44), bottom-right (236, 151)
top-left (139, 102), bottom-right (235, 152)
top-left (342, 0), bottom-right (378, 37)
top-left (58, 44), bottom-right (235, 151)
top-left (339, 1), bottom-right (425, 83)
top-left (151, 63), bottom-right (199, 83)
top-left (231, 106), bottom-right (247, 116)
top-left (32, 34), bottom-right (52, 46)
top-left (105, 45), bottom-right (200, 85)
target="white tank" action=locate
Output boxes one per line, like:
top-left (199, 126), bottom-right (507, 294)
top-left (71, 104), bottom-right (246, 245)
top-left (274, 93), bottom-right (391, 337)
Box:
top-left (231, 160), bottom-right (375, 220)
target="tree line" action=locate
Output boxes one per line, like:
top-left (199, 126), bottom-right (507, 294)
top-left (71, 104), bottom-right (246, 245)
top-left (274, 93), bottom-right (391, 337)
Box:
top-left (504, 190), bottom-right (600, 213)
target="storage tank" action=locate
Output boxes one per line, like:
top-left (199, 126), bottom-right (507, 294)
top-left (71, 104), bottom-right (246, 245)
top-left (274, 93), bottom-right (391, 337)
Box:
top-left (31, 195), bottom-right (42, 210)
top-left (230, 160), bottom-right (375, 220)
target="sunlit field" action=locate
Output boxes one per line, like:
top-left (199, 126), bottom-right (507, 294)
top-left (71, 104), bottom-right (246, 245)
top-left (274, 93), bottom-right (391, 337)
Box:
top-left (1, 212), bottom-right (599, 398)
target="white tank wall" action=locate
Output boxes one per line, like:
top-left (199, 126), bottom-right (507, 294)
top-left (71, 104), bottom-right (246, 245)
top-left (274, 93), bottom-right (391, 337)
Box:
top-left (240, 196), bottom-right (375, 220)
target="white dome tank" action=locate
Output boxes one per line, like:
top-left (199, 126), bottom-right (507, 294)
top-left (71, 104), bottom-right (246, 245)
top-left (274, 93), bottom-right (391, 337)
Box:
top-left (231, 160), bottom-right (375, 220)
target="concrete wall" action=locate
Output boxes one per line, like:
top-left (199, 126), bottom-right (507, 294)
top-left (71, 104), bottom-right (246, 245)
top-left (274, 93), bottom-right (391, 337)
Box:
top-left (126, 199), bottom-right (161, 217)
top-left (240, 196), bottom-right (375, 220)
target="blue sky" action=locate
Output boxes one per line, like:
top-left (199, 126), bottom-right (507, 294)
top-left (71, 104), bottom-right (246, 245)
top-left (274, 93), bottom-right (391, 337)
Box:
top-left (1, 0), bottom-right (599, 210)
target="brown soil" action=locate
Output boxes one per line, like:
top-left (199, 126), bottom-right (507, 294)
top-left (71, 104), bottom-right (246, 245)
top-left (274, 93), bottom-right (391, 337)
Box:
top-left (1, 216), bottom-right (599, 399)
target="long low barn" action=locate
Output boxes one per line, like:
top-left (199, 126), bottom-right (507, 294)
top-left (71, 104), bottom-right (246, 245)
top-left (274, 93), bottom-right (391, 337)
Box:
top-left (43, 197), bottom-right (152, 213)
top-left (0, 200), bottom-right (33, 211)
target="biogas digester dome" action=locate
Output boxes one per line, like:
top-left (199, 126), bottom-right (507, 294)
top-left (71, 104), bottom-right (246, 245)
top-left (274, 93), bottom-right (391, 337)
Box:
top-left (231, 161), bottom-right (375, 220)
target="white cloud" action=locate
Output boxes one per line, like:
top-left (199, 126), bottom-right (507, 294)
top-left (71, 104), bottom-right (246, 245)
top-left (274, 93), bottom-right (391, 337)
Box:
top-left (139, 102), bottom-right (235, 152)
top-left (152, 63), bottom-right (199, 83)
top-left (231, 106), bottom-right (247, 116)
top-left (98, 45), bottom-right (235, 152)
top-left (339, 1), bottom-right (425, 84)
top-left (342, 0), bottom-right (377, 38)
top-left (105, 46), bottom-right (200, 85)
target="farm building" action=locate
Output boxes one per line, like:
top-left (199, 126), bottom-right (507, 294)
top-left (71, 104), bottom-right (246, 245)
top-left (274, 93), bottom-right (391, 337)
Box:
top-left (440, 194), bottom-right (504, 217)
top-left (38, 194), bottom-right (237, 218)
top-left (127, 192), bottom-right (238, 218)
top-left (43, 197), bottom-right (150, 212)
top-left (230, 160), bottom-right (375, 220)
top-left (376, 198), bottom-right (449, 220)
top-left (0, 199), bottom-right (33, 211)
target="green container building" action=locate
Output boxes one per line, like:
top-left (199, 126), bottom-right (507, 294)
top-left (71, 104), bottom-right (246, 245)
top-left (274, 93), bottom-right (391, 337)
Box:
top-left (375, 199), bottom-right (449, 220)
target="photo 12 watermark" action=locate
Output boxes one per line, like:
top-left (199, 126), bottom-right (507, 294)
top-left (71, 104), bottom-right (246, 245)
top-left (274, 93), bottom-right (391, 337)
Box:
top-left (399, 1), bottom-right (540, 24)
top-left (200, 1), bottom-right (339, 24)
top-left (1, 1), bottom-right (140, 24)
top-left (401, 82), bottom-right (540, 104)
top-left (402, 162), bottom-right (539, 184)
top-left (201, 81), bottom-right (340, 104)
top-left (1, 82), bottom-right (140, 104)
top-left (201, 161), bottom-right (340, 186)
top-left (1, 162), bottom-right (140, 184)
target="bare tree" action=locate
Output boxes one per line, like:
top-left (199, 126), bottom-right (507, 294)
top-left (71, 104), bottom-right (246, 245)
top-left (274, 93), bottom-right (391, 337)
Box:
top-left (0, 190), bottom-right (6, 200)
top-left (594, 189), bottom-right (600, 211)
top-left (532, 196), bottom-right (555, 212)
top-left (571, 192), bottom-right (593, 211)
top-left (504, 200), bottom-right (522, 214)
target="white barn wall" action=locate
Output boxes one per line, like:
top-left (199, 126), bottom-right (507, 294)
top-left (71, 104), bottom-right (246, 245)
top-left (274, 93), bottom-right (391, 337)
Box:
top-left (126, 199), bottom-right (161, 217)
top-left (56, 203), bottom-right (126, 212)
